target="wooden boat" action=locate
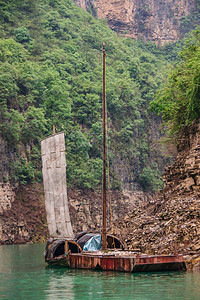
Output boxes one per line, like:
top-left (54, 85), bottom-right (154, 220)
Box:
top-left (42, 43), bottom-right (186, 273)
top-left (44, 233), bottom-right (186, 272)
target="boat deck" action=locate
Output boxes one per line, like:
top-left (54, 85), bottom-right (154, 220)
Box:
top-left (52, 250), bottom-right (186, 272)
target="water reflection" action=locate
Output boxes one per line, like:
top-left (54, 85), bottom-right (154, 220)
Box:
top-left (0, 244), bottom-right (200, 299)
top-left (46, 267), bottom-right (75, 300)
top-left (45, 268), bottom-right (200, 300)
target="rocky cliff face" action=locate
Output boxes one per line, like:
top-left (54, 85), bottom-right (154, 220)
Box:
top-left (0, 182), bottom-right (152, 244)
top-left (0, 136), bottom-right (16, 214)
top-left (0, 136), bottom-right (17, 243)
top-left (0, 184), bottom-right (48, 244)
top-left (0, 133), bottom-right (153, 245)
top-left (75, 0), bottom-right (93, 10)
top-left (74, 0), bottom-right (198, 45)
top-left (111, 121), bottom-right (200, 270)
top-left (0, 136), bottom-right (45, 244)
top-left (68, 188), bottom-right (152, 234)
top-left (163, 122), bottom-right (200, 194)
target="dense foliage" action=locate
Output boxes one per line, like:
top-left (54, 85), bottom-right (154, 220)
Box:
top-left (0, 0), bottom-right (172, 191)
top-left (151, 29), bottom-right (200, 139)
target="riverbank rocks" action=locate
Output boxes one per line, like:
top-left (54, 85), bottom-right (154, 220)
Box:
top-left (110, 121), bottom-right (200, 270)
top-left (109, 191), bottom-right (200, 270)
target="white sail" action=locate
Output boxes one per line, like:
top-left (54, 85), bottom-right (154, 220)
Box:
top-left (41, 132), bottom-right (74, 239)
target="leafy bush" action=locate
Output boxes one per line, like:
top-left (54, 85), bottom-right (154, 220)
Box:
top-left (15, 27), bottom-right (31, 43)
top-left (151, 29), bottom-right (200, 138)
top-left (11, 157), bottom-right (35, 185)
top-left (139, 167), bottom-right (163, 192)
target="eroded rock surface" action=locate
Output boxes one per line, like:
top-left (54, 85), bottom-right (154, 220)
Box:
top-left (68, 189), bottom-right (152, 234)
top-left (111, 122), bottom-right (200, 270)
top-left (75, 0), bottom-right (197, 45)
top-left (0, 182), bottom-right (151, 245)
top-left (0, 184), bottom-right (48, 244)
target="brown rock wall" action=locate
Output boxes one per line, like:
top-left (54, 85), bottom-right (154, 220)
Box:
top-left (75, 0), bottom-right (197, 45)
top-left (0, 184), bottom-right (48, 245)
top-left (0, 181), bottom-right (152, 245)
top-left (111, 121), bottom-right (200, 270)
top-left (0, 183), bottom-right (15, 213)
top-left (68, 188), bottom-right (151, 234)
top-left (0, 135), bottom-right (17, 214)
top-left (164, 122), bottom-right (200, 193)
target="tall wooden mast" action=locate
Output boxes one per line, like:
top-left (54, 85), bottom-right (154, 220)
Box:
top-left (102, 42), bottom-right (107, 250)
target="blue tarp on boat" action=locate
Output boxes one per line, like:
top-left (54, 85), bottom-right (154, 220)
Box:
top-left (83, 234), bottom-right (102, 251)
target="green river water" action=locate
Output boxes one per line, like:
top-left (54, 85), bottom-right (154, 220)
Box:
top-left (0, 244), bottom-right (200, 299)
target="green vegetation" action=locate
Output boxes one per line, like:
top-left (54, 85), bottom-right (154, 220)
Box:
top-left (151, 29), bottom-right (200, 139)
top-left (0, 0), bottom-right (173, 191)
top-left (139, 166), bottom-right (163, 192)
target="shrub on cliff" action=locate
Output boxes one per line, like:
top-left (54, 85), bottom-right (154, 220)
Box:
top-left (151, 28), bottom-right (200, 138)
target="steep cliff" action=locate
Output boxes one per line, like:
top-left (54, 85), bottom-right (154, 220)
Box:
top-left (0, 184), bottom-right (48, 244)
top-left (0, 135), bottom-right (16, 216)
top-left (74, 0), bottom-right (199, 45)
top-left (0, 182), bottom-right (152, 244)
top-left (68, 188), bottom-right (152, 234)
top-left (111, 121), bottom-right (200, 270)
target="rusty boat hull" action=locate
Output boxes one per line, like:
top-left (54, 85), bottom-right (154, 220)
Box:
top-left (46, 251), bottom-right (186, 273)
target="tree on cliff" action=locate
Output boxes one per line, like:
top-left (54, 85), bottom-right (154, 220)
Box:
top-left (151, 28), bottom-right (200, 139)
